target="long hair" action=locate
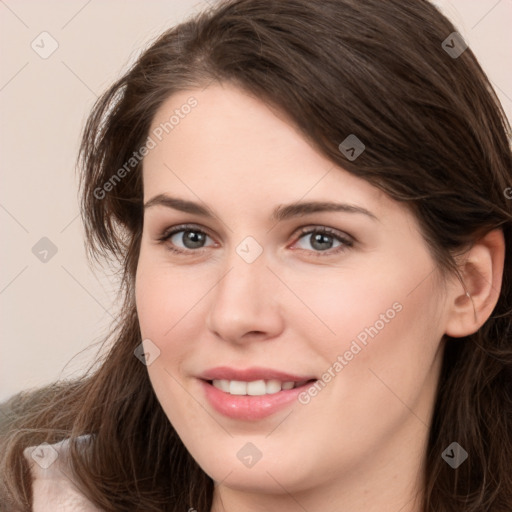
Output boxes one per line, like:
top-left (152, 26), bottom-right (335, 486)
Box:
top-left (1, 1), bottom-right (511, 510)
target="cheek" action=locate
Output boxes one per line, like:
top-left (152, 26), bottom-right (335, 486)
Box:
top-left (313, 267), bottom-right (444, 429)
top-left (283, 262), bottom-right (405, 351)
top-left (135, 254), bottom-right (205, 423)
top-left (135, 249), bottom-right (201, 341)
top-left (292, 252), bottom-right (444, 394)
top-left (134, 255), bottom-right (195, 411)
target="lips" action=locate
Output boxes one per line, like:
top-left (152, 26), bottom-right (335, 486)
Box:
top-left (197, 366), bottom-right (318, 420)
top-left (198, 366), bottom-right (317, 382)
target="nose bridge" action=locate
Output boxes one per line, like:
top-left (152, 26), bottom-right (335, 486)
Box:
top-left (215, 240), bottom-right (269, 312)
top-left (206, 237), bottom-right (283, 341)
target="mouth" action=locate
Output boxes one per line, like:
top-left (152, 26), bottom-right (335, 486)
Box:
top-left (198, 370), bottom-right (318, 420)
top-left (205, 378), bottom-right (316, 396)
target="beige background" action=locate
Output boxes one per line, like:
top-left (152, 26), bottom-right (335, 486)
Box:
top-left (1, 0), bottom-right (511, 403)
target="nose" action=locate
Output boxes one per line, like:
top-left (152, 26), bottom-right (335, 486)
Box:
top-left (205, 248), bottom-right (285, 346)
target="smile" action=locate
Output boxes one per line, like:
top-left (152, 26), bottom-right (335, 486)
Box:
top-left (200, 378), bottom-right (317, 421)
top-left (211, 379), bottom-right (310, 395)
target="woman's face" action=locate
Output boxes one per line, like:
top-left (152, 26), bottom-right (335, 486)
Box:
top-left (135, 83), bottom-right (450, 500)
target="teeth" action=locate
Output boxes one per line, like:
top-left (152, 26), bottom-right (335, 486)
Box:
top-left (266, 379), bottom-right (282, 394)
top-left (247, 380), bottom-right (266, 396)
top-left (212, 379), bottom-right (304, 395)
top-left (216, 379), bottom-right (230, 392)
top-left (229, 380), bottom-right (247, 395)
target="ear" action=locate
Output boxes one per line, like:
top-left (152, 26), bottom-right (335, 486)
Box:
top-left (444, 229), bottom-right (505, 338)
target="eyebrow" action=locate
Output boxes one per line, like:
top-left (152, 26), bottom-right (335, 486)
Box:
top-left (143, 194), bottom-right (378, 222)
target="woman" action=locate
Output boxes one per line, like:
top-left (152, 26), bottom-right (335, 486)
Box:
top-left (1, 0), bottom-right (511, 510)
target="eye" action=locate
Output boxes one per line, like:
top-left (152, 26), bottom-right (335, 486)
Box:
top-left (292, 226), bottom-right (353, 255)
top-left (157, 224), bottom-right (215, 254)
top-left (156, 224), bottom-right (353, 257)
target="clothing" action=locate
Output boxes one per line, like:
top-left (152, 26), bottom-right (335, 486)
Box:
top-left (23, 436), bottom-right (102, 512)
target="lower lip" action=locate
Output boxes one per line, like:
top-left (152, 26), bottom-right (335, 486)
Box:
top-left (200, 379), bottom-right (316, 420)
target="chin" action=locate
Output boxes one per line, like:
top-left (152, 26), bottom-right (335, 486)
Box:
top-left (186, 436), bottom-right (316, 494)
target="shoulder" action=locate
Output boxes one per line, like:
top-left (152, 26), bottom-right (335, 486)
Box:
top-left (23, 435), bottom-right (103, 512)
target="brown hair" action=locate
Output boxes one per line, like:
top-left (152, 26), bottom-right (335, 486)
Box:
top-left (1, 0), bottom-right (511, 510)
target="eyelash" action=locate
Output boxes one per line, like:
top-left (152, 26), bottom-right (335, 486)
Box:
top-left (156, 223), bottom-right (354, 257)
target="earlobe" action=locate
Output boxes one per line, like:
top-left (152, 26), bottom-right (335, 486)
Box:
top-left (444, 229), bottom-right (505, 338)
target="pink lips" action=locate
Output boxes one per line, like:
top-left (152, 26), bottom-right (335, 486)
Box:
top-left (198, 366), bottom-right (316, 382)
top-left (198, 366), bottom-right (317, 421)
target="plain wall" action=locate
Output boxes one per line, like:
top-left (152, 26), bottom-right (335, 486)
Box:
top-left (1, 0), bottom-right (511, 402)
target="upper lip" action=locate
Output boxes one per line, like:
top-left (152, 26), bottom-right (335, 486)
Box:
top-left (198, 366), bottom-right (317, 382)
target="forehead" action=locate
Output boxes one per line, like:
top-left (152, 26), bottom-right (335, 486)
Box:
top-left (142, 84), bottom-right (404, 225)
top-left (147, 83), bottom-right (309, 162)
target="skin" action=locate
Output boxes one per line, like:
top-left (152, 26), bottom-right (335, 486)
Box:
top-left (135, 82), bottom-right (504, 512)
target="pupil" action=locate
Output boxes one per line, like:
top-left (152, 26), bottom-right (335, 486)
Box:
top-left (184, 230), bottom-right (205, 249)
top-left (312, 233), bottom-right (333, 251)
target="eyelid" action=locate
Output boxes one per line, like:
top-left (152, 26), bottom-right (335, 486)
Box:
top-left (157, 223), bottom-right (213, 243)
top-left (288, 225), bottom-right (354, 256)
top-left (292, 225), bottom-right (354, 245)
